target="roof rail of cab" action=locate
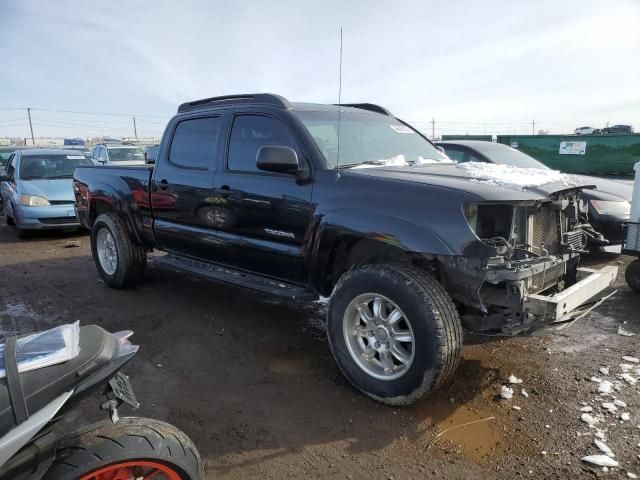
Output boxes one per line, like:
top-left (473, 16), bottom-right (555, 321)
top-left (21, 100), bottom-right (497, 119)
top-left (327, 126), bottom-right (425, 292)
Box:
top-left (336, 103), bottom-right (392, 116)
top-left (177, 93), bottom-right (291, 113)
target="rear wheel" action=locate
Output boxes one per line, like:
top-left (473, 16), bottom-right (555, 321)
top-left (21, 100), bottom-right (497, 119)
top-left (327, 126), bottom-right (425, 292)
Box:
top-left (327, 263), bottom-right (462, 405)
top-left (44, 417), bottom-right (204, 480)
top-left (91, 213), bottom-right (146, 288)
top-left (626, 259), bottom-right (640, 293)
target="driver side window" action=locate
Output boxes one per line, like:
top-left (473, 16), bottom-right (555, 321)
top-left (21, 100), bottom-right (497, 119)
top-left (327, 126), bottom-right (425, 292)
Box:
top-left (6, 155), bottom-right (16, 177)
top-left (227, 115), bottom-right (297, 173)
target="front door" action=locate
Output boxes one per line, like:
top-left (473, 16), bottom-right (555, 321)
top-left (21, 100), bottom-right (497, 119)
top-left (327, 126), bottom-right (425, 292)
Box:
top-left (151, 114), bottom-right (224, 260)
top-left (209, 112), bottom-right (314, 284)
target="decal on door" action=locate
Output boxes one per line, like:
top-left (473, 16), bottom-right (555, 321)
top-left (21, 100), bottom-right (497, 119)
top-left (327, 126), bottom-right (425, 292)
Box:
top-left (264, 228), bottom-right (295, 239)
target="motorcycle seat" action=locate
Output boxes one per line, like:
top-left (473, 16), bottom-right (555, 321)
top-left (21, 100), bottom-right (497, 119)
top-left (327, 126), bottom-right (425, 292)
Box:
top-left (0, 325), bottom-right (116, 437)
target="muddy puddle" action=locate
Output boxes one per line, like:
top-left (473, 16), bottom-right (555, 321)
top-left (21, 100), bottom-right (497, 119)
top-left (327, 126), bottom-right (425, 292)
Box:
top-left (416, 401), bottom-right (503, 460)
top-left (268, 351), bottom-right (316, 376)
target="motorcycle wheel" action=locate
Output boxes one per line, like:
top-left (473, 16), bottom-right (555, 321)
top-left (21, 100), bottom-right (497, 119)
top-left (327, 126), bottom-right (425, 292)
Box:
top-left (43, 417), bottom-right (204, 480)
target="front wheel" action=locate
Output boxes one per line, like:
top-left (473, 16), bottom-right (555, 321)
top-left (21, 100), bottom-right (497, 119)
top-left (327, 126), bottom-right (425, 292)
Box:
top-left (327, 263), bottom-right (463, 406)
top-left (91, 213), bottom-right (146, 288)
top-left (44, 417), bottom-right (204, 480)
top-left (626, 259), bottom-right (640, 293)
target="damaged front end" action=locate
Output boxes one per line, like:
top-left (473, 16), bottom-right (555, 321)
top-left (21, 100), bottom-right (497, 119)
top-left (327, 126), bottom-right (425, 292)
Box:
top-left (439, 190), bottom-right (617, 334)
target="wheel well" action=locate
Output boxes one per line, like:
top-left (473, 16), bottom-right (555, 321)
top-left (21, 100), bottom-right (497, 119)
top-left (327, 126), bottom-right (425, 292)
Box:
top-left (90, 199), bottom-right (113, 227)
top-left (322, 237), bottom-right (436, 296)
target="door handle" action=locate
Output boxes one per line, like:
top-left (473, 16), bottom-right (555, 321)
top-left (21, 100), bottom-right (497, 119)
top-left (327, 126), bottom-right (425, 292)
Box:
top-left (157, 179), bottom-right (169, 190)
top-left (215, 185), bottom-right (231, 198)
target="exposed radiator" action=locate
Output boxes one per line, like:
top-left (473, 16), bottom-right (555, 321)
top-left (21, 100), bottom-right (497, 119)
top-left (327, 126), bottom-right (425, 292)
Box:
top-left (529, 263), bottom-right (566, 293)
top-left (529, 206), bottom-right (561, 254)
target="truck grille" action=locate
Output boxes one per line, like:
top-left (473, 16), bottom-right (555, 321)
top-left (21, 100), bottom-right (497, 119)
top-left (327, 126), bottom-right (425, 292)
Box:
top-left (530, 206), bottom-right (561, 254)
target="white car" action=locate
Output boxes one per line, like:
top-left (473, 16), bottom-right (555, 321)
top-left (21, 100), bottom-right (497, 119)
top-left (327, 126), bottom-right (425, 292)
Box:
top-left (574, 126), bottom-right (599, 135)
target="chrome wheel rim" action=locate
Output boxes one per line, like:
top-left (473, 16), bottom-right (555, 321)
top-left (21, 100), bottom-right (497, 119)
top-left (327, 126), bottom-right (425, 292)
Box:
top-left (96, 228), bottom-right (118, 275)
top-left (343, 293), bottom-right (415, 380)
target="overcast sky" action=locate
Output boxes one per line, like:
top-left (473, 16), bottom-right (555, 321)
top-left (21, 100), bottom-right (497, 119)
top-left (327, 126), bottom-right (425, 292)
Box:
top-left (0, 0), bottom-right (638, 138)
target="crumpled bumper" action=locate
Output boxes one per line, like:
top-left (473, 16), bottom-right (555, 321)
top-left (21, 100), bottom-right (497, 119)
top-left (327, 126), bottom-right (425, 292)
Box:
top-left (523, 265), bottom-right (618, 323)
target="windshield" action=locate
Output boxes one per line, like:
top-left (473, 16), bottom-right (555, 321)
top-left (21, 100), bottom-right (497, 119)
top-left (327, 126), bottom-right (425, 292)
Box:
top-left (468, 142), bottom-right (548, 169)
top-left (19, 154), bottom-right (92, 180)
top-left (108, 147), bottom-right (145, 162)
top-left (294, 110), bottom-right (450, 168)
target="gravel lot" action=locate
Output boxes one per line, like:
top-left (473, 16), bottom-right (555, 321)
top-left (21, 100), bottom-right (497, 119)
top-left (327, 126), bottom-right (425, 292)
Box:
top-left (1, 223), bottom-right (639, 479)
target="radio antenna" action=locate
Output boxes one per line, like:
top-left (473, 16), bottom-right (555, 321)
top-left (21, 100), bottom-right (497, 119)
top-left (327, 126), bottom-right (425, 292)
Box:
top-left (335, 27), bottom-right (343, 180)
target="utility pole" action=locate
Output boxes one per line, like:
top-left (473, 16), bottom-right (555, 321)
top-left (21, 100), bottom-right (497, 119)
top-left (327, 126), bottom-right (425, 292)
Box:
top-left (532, 120), bottom-right (535, 135)
top-left (431, 117), bottom-right (435, 139)
top-left (133, 116), bottom-right (138, 140)
top-left (27, 108), bottom-right (35, 146)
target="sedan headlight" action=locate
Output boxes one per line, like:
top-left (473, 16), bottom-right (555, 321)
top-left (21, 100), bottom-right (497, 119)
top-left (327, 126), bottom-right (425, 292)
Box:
top-left (19, 194), bottom-right (51, 207)
top-left (590, 200), bottom-right (631, 217)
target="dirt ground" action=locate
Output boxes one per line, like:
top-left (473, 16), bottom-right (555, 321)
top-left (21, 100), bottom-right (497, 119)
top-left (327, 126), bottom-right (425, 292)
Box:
top-left (1, 222), bottom-right (639, 479)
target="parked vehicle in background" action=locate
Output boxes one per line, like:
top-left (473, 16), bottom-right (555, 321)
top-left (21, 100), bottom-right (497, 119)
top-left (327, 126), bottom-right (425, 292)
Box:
top-left (0, 324), bottom-right (204, 480)
top-left (0, 149), bottom-right (92, 237)
top-left (603, 124), bottom-right (634, 134)
top-left (144, 144), bottom-right (160, 164)
top-left (0, 146), bottom-right (29, 170)
top-left (90, 143), bottom-right (146, 165)
top-left (574, 126), bottom-right (600, 135)
top-left (73, 94), bottom-right (617, 406)
top-left (436, 140), bottom-right (633, 247)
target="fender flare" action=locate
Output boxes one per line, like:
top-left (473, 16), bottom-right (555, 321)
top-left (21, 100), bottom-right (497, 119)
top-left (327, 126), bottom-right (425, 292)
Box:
top-left (87, 180), bottom-right (145, 246)
top-left (308, 209), bottom-right (455, 294)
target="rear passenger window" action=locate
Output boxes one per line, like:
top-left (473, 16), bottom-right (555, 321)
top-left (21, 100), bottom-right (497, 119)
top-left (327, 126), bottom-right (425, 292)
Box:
top-left (227, 115), bottom-right (296, 172)
top-left (169, 117), bottom-right (220, 169)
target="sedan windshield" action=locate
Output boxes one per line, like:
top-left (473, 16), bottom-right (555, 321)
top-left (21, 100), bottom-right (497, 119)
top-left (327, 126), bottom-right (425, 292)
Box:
top-left (19, 154), bottom-right (92, 180)
top-left (294, 110), bottom-right (450, 168)
top-left (108, 147), bottom-right (145, 162)
top-left (468, 142), bottom-right (548, 169)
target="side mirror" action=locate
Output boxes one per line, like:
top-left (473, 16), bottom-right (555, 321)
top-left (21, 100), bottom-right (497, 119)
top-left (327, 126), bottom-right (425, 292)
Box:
top-left (436, 146), bottom-right (445, 153)
top-left (256, 146), bottom-right (299, 173)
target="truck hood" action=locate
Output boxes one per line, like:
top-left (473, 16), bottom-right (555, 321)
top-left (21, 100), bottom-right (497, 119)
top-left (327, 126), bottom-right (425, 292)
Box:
top-left (346, 162), bottom-right (593, 202)
top-left (20, 178), bottom-right (74, 202)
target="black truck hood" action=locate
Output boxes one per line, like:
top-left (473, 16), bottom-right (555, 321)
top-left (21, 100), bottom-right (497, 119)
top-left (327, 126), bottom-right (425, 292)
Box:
top-left (346, 162), bottom-right (594, 202)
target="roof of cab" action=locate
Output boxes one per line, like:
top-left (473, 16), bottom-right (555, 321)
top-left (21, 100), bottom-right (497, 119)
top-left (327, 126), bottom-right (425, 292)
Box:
top-left (177, 93), bottom-right (392, 116)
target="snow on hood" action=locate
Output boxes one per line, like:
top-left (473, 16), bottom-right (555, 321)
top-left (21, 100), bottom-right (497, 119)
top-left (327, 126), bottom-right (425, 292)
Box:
top-left (351, 154), bottom-right (454, 169)
top-left (459, 162), bottom-right (581, 191)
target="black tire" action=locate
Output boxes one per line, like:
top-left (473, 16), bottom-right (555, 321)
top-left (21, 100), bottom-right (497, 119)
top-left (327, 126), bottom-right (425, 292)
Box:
top-left (91, 212), bottom-right (146, 288)
top-left (327, 263), bottom-right (462, 406)
top-left (44, 417), bottom-right (204, 480)
top-left (626, 259), bottom-right (640, 293)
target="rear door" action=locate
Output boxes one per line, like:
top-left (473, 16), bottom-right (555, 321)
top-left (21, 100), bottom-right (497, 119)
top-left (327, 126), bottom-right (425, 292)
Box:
top-left (151, 113), bottom-right (225, 260)
top-left (208, 110), bottom-right (314, 283)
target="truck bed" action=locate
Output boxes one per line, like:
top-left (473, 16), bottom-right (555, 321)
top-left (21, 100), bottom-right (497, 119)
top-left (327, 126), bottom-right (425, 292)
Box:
top-left (73, 164), bottom-right (155, 244)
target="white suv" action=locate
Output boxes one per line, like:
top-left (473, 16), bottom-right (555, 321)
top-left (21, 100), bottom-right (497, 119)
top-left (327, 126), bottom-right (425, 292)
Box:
top-left (91, 144), bottom-right (146, 166)
top-left (574, 126), bottom-right (600, 135)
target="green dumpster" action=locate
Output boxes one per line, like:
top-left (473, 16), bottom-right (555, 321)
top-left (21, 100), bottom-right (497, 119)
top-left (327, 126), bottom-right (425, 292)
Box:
top-left (496, 134), bottom-right (640, 175)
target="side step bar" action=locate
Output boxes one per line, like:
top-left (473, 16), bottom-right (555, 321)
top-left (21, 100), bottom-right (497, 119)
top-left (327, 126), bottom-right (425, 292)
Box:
top-left (155, 254), bottom-right (318, 302)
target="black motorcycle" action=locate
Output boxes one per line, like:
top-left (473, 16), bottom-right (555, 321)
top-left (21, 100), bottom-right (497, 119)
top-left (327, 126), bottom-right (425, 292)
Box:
top-left (0, 324), bottom-right (203, 480)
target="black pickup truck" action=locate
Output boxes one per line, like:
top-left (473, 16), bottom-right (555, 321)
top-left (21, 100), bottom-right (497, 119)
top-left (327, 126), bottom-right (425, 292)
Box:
top-left (74, 94), bottom-right (617, 405)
